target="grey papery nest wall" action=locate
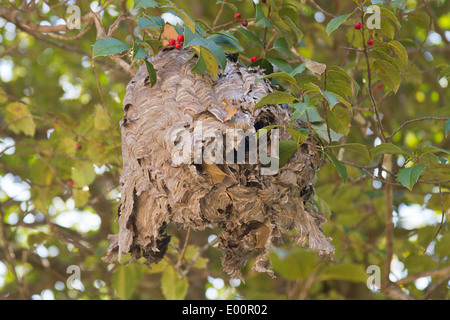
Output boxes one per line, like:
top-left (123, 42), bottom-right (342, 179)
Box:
top-left (103, 48), bottom-right (334, 280)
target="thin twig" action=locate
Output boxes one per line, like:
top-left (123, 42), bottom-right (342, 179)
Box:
top-left (176, 228), bottom-right (191, 269)
top-left (423, 183), bottom-right (447, 253)
top-left (359, 8), bottom-right (386, 143)
top-left (387, 117), bottom-right (449, 141)
top-left (213, 0), bottom-right (226, 27)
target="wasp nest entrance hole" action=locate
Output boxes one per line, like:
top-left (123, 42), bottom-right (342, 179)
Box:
top-left (103, 49), bottom-right (334, 280)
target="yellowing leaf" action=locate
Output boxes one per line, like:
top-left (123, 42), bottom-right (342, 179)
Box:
top-left (304, 58), bottom-right (326, 75)
top-left (4, 102), bottom-right (36, 137)
top-left (94, 104), bottom-right (110, 131)
top-left (202, 163), bottom-right (227, 184)
top-left (161, 266), bottom-right (189, 300)
top-left (223, 99), bottom-right (238, 121)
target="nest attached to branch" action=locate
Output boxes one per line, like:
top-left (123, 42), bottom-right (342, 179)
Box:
top-left (103, 49), bottom-right (334, 279)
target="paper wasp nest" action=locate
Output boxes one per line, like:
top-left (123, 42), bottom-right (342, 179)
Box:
top-left (103, 48), bottom-right (334, 279)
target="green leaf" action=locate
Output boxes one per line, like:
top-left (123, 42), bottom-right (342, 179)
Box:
top-left (444, 119), bottom-right (450, 136)
top-left (144, 60), bottom-right (157, 87)
top-left (322, 149), bottom-right (348, 183)
top-left (191, 49), bottom-right (206, 75)
top-left (132, 42), bottom-right (149, 61)
top-left (373, 59), bottom-right (401, 93)
top-left (250, 58), bottom-right (274, 74)
top-left (326, 13), bottom-right (353, 36)
top-left (328, 143), bottom-right (371, 162)
top-left (270, 248), bottom-right (319, 280)
top-left (112, 263), bottom-right (143, 300)
top-left (71, 162), bottom-right (96, 186)
top-left (304, 83), bottom-right (339, 108)
top-left (164, 3), bottom-right (196, 32)
top-left (92, 36), bottom-right (130, 57)
top-left (388, 40), bottom-right (408, 69)
top-left (287, 128), bottom-right (308, 144)
top-left (278, 140), bottom-right (298, 167)
top-left (255, 3), bottom-right (273, 28)
top-left (137, 16), bottom-right (164, 29)
top-left (281, 15), bottom-right (303, 45)
top-left (370, 143), bottom-right (410, 159)
top-left (290, 63), bottom-right (306, 77)
top-left (327, 105), bottom-right (350, 136)
top-left (235, 28), bottom-right (264, 49)
top-left (161, 267), bottom-right (189, 300)
top-left (209, 32), bottom-right (243, 53)
top-left (134, 0), bottom-right (158, 8)
top-left (396, 165), bottom-right (425, 191)
top-left (4, 102), bottom-right (36, 137)
top-left (184, 34), bottom-right (227, 70)
top-left (94, 104), bottom-right (110, 131)
top-left (216, 0), bottom-right (237, 12)
top-left (380, 7), bottom-right (400, 28)
top-left (273, 37), bottom-right (293, 58)
top-left (268, 57), bottom-right (294, 73)
top-left (199, 47), bottom-right (219, 80)
top-left (256, 72), bottom-right (297, 86)
top-left (311, 123), bottom-right (343, 142)
top-left (321, 264), bottom-right (368, 282)
top-left (254, 91), bottom-right (299, 110)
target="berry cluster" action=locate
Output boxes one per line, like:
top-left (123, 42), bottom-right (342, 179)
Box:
top-left (234, 12), bottom-right (259, 62)
top-left (234, 12), bottom-right (248, 27)
top-left (353, 22), bottom-right (374, 46)
top-left (168, 34), bottom-right (185, 49)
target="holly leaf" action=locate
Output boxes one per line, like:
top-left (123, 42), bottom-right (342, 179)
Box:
top-left (92, 36), bottom-right (130, 57)
top-left (396, 165), bottom-right (425, 191)
top-left (132, 42), bottom-right (149, 60)
top-left (279, 140), bottom-right (298, 167)
top-left (254, 91), bottom-right (299, 110)
top-left (322, 149), bottom-right (348, 183)
top-left (134, 0), bottom-right (158, 8)
top-left (256, 72), bottom-right (297, 87)
top-left (273, 37), bottom-right (293, 58)
top-left (326, 13), bottom-right (353, 36)
top-left (235, 28), bottom-right (264, 49)
top-left (144, 60), bottom-right (157, 87)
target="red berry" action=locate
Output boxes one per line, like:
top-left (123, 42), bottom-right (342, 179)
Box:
top-left (367, 39), bottom-right (374, 45)
top-left (251, 56), bottom-right (258, 62)
top-left (168, 39), bottom-right (176, 46)
top-left (354, 22), bottom-right (362, 30)
top-left (76, 144), bottom-right (82, 150)
top-left (235, 13), bottom-right (242, 20)
top-left (175, 42), bottom-right (182, 49)
top-left (177, 34), bottom-right (184, 42)
top-left (241, 20), bottom-right (248, 27)
top-left (378, 84), bottom-right (383, 90)
top-left (69, 180), bottom-right (74, 187)
top-left (261, 0), bottom-right (267, 3)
